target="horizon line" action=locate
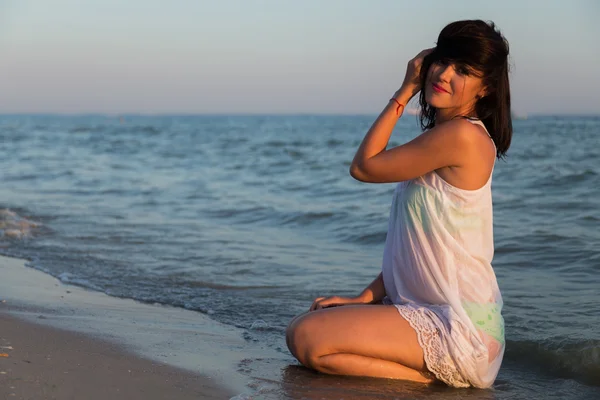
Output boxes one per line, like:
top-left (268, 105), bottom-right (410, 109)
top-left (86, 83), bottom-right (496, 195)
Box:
top-left (0, 112), bottom-right (598, 118)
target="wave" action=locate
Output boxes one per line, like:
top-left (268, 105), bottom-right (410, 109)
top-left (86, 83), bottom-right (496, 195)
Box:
top-left (506, 338), bottom-right (600, 386)
top-left (0, 208), bottom-right (41, 240)
top-left (67, 125), bottom-right (162, 135)
top-left (337, 230), bottom-right (387, 245)
top-left (205, 206), bottom-right (346, 228)
top-left (280, 211), bottom-right (341, 226)
top-left (537, 168), bottom-right (598, 188)
top-left (185, 280), bottom-right (282, 291)
top-left (68, 126), bottom-right (108, 134)
top-left (204, 206), bottom-right (274, 225)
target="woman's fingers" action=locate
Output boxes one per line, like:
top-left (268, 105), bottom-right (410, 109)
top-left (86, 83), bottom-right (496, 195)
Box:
top-left (310, 296), bottom-right (341, 312)
top-left (413, 48), bottom-right (435, 68)
top-left (400, 47), bottom-right (436, 97)
top-left (418, 47), bottom-right (435, 59)
top-left (309, 296), bottom-right (357, 311)
top-left (309, 296), bottom-right (326, 311)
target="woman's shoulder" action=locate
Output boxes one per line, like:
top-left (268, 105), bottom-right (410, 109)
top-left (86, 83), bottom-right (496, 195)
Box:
top-left (433, 117), bottom-right (483, 132)
top-left (432, 118), bottom-right (492, 148)
top-left (425, 118), bottom-right (488, 151)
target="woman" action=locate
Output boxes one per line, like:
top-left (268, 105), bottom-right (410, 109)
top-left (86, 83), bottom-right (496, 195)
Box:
top-left (286, 19), bottom-right (512, 389)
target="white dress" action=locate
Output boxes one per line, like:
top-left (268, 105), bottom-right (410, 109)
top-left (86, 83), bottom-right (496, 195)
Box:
top-left (381, 118), bottom-right (505, 388)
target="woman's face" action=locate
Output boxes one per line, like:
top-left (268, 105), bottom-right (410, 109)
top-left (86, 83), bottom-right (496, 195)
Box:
top-left (424, 60), bottom-right (486, 116)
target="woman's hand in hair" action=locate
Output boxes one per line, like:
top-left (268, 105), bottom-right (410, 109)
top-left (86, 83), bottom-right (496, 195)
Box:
top-left (397, 47), bottom-right (435, 101)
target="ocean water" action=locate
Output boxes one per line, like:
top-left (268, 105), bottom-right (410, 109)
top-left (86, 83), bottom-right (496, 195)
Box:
top-left (0, 114), bottom-right (599, 399)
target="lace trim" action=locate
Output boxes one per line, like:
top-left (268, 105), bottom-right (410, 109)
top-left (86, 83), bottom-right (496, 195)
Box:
top-left (395, 305), bottom-right (471, 388)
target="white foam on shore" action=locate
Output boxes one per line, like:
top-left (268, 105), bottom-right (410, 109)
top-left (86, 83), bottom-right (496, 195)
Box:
top-left (0, 209), bottom-right (40, 239)
top-left (0, 254), bottom-right (280, 396)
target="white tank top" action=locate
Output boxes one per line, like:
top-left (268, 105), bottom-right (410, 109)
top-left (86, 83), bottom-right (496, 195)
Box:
top-left (381, 118), bottom-right (505, 388)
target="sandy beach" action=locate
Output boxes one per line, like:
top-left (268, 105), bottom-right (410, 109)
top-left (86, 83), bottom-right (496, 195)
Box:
top-left (0, 312), bottom-right (232, 399)
top-left (0, 254), bottom-right (272, 399)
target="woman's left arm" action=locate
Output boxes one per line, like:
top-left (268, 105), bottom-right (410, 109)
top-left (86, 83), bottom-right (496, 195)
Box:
top-left (349, 87), bottom-right (412, 181)
top-left (350, 48), bottom-right (431, 182)
top-left (350, 114), bottom-right (479, 183)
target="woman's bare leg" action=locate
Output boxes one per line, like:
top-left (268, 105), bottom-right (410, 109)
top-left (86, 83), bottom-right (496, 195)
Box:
top-left (286, 304), bottom-right (436, 383)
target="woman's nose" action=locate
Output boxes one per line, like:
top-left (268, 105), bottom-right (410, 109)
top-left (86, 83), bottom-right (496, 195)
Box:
top-left (437, 64), bottom-right (454, 82)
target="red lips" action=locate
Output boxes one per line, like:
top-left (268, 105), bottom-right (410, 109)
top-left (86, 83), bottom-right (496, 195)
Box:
top-left (432, 83), bottom-right (450, 93)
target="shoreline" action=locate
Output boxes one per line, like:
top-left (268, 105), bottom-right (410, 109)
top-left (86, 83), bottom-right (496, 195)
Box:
top-left (0, 254), bottom-right (279, 399)
top-left (0, 312), bottom-right (233, 399)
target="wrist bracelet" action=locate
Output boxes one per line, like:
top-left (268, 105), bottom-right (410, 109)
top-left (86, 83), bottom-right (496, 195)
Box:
top-left (389, 98), bottom-right (405, 116)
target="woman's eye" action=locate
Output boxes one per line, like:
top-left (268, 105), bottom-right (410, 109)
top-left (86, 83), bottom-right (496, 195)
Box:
top-left (456, 66), bottom-right (470, 75)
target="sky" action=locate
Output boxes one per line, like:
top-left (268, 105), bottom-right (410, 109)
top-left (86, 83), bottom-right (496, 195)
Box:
top-left (0, 0), bottom-right (598, 115)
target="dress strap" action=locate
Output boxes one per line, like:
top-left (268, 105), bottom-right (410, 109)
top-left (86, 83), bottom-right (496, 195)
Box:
top-left (464, 118), bottom-right (491, 138)
top-left (464, 118), bottom-right (496, 157)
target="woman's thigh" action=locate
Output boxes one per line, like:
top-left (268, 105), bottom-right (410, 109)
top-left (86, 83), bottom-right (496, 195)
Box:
top-left (286, 304), bottom-right (427, 372)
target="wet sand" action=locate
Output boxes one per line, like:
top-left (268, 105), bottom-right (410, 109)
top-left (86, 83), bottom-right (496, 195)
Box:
top-left (0, 312), bottom-right (232, 399)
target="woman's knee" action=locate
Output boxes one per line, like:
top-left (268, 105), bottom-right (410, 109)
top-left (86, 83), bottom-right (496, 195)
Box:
top-left (286, 313), bottom-right (319, 366)
top-left (285, 319), bottom-right (297, 353)
top-left (287, 310), bottom-right (309, 329)
top-left (286, 311), bottom-right (310, 342)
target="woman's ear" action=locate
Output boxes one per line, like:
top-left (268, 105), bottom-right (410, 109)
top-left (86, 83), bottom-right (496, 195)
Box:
top-left (477, 85), bottom-right (490, 99)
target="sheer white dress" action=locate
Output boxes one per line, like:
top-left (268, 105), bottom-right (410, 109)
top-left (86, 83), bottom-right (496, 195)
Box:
top-left (381, 118), bottom-right (505, 388)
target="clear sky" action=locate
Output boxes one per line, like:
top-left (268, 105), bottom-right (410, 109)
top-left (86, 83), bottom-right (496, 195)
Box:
top-left (1, 0), bottom-right (598, 115)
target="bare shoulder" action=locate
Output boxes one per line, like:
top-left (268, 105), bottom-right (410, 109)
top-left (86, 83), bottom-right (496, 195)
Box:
top-left (429, 119), bottom-right (493, 160)
top-left (425, 118), bottom-right (485, 145)
top-left (433, 119), bottom-right (496, 190)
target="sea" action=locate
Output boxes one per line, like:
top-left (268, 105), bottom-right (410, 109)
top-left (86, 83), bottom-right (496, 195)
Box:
top-left (0, 114), bottom-right (599, 399)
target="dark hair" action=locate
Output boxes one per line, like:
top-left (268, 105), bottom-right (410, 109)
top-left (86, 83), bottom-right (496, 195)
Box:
top-left (418, 20), bottom-right (512, 159)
